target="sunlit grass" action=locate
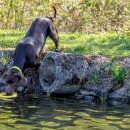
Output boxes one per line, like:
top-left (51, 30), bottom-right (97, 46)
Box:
top-left (0, 30), bottom-right (130, 58)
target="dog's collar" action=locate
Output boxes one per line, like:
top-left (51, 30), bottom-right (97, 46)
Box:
top-left (11, 66), bottom-right (22, 74)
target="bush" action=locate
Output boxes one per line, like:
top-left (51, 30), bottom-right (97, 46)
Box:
top-left (112, 65), bottom-right (129, 83)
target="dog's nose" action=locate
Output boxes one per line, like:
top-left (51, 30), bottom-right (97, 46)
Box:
top-left (5, 87), bottom-right (13, 95)
top-left (5, 90), bottom-right (13, 95)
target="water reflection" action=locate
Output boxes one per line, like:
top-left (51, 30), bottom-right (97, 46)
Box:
top-left (0, 95), bottom-right (130, 130)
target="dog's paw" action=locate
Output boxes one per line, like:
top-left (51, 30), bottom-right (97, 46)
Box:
top-left (55, 48), bottom-right (61, 52)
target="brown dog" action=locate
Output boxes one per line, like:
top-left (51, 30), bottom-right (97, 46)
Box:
top-left (3, 6), bottom-right (60, 95)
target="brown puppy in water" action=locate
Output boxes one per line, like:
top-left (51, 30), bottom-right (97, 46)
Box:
top-left (3, 6), bottom-right (60, 95)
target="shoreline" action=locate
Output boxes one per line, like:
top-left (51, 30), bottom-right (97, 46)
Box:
top-left (0, 50), bottom-right (130, 106)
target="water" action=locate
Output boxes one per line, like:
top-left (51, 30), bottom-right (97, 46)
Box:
top-left (0, 95), bottom-right (130, 130)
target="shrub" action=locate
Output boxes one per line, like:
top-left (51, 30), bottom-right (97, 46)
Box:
top-left (112, 65), bottom-right (129, 83)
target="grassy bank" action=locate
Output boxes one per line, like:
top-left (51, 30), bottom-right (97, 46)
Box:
top-left (0, 30), bottom-right (130, 58)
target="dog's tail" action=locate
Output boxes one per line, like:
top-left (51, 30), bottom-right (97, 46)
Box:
top-left (52, 6), bottom-right (57, 19)
top-left (46, 6), bottom-right (57, 21)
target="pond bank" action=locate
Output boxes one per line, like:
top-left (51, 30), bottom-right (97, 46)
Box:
top-left (1, 50), bottom-right (130, 106)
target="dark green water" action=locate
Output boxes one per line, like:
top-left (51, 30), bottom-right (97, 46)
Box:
top-left (0, 95), bottom-right (130, 130)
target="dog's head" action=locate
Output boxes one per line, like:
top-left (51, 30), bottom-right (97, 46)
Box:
top-left (3, 70), bottom-right (27, 95)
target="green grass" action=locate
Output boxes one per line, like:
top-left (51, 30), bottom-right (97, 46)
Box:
top-left (0, 30), bottom-right (130, 58)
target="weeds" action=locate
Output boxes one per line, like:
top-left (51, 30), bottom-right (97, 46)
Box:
top-left (112, 64), bottom-right (129, 83)
top-left (0, 55), bottom-right (11, 65)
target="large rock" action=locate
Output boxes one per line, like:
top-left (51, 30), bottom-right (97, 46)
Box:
top-left (108, 88), bottom-right (129, 106)
top-left (39, 52), bottom-right (88, 95)
top-left (39, 52), bottom-right (111, 95)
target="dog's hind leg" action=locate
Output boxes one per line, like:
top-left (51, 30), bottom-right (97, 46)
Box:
top-left (48, 22), bottom-right (60, 52)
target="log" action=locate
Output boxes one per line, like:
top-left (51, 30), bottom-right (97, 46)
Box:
top-left (39, 52), bottom-right (110, 95)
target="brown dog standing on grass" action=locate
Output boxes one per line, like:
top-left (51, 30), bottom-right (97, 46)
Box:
top-left (3, 6), bottom-right (60, 95)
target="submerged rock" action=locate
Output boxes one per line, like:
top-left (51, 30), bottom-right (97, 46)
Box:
top-left (108, 88), bottom-right (129, 105)
top-left (80, 87), bottom-right (103, 104)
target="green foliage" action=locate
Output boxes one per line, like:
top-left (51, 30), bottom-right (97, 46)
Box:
top-left (112, 65), bottom-right (129, 83)
top-left (0, 0), bottom-right (130, 32)
top-left (0, 55), bottom-right (11, 66)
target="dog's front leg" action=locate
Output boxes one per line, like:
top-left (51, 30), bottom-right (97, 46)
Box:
top-left (54, 41), bottom-right (60, 52)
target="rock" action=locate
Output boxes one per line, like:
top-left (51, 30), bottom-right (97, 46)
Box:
top-left (0, 78), bottom-right (5, 84)
top-left (84, 95), bottom-right (102, 105)
top-left (39, 53), bottom-right (112, 96)
top-left (84, 96), bottom-right (96, 104)
top-left (108, 87), bottom-right (129, 105)
top-left (80, 87), bottom-right (103, 104)
top-left (0, 78), bottom-right (6, 92)
top-left (6, 60), bottom-right (14, 70)
top-left (119, 57), bottom-right (130, 68)
top-left (0, 50), bottom-right (14, 74)
top-left (0, 50), bottom-right (14, 57)
top-left (39, 52), bottom-right (89, 95)
top-left (23, 68), bottom-right (46, 94)
top-left (122, 79), bottom-right (130, 100)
